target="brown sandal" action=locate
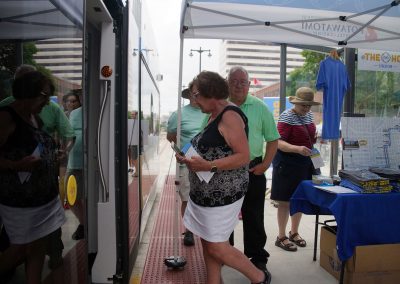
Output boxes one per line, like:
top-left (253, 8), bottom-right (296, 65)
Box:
top-left (289, 231), bottom-right (307, 247)
top-left (275, 236), bottom-right (297, 252)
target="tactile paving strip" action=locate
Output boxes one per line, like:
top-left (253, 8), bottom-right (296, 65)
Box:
top-left (140, 175), bottom-right (206, 283)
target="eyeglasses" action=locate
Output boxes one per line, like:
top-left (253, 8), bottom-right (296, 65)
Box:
top-left (229, 79), bottom-right (249, 87)
top-left (40, 91), bottom-right (50, 97)
top-left (300, 105), bottom-right (312, 108)
top-left (66, 99), bottom-right (78, 103)
top-left (191, 91), bottom-right (200, 99)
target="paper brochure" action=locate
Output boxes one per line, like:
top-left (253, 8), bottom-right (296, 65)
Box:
top-left (18, 145), bottom-right (41, 184)
top-left (183, 143), bottom-right (214, 183)
top-left (314, 185), bottom-right (357, 194)
top-left (310, 148), bottom-right (324, 169)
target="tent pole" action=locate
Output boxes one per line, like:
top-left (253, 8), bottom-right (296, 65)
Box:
top-left (279, 43), bottom-right (287, 114)
top-left (343, 48), bottom-right (356, 116)
top-left (330, 48), bottom-right (356, 176)
top-left (15, 41), bottom-right (23, 66)
top-left (164, 32), bottom-right (186, 270)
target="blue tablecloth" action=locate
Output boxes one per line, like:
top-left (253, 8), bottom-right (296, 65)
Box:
top-left (290, 180), bottom-right (400, 261)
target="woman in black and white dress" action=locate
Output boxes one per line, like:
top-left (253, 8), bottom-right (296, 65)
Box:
top-left (177, 71), bottom-right (270, 284)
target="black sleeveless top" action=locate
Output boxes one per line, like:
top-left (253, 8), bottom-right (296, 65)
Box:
top-left (0, 106), bottom-right (59, 207)
top-left (189, 105), bottom-right (249, 207)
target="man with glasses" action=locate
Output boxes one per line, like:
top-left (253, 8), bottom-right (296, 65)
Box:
top-left (167, 82), bottom-right (206, 246)
top-left (228, 66), bottom-right (279, 278)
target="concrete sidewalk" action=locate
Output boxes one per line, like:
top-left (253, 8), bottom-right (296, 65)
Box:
top-left (221, 198), bottom-right (337, 284)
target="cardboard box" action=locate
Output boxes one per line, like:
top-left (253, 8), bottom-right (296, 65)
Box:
top-left (319, 226), bottom-right (400, 284)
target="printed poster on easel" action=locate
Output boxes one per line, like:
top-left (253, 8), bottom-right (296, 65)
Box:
top-left (341, 117), bottom-right (400, 169)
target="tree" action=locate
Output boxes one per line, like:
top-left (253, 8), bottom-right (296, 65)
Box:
top-left (0, 42), bottom-right (52, 99)
top-left (287, 50), bottom-right (324, 96)
top-left (288, 49), bottom-right (400, 117)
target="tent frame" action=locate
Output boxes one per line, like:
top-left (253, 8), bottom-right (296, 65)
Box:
top-left (184, 1), bottom-right (400, 47)
top-left (177, 0), bottom-right (393, 177)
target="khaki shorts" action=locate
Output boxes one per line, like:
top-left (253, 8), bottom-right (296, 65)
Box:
top-left (178, 166), bottom-right (190, 202)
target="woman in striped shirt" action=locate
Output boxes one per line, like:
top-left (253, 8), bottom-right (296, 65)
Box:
top-left (271, 87), bottom-right (321, 252)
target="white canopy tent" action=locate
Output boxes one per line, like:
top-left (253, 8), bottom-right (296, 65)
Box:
top-left (180, 0), bottom-right (400, 51)
top-left (176, 0), bottom-right (400, 141)
top-left (0, 0), bottom-right (83, 40)
top-left (174, 0), bottom-right (400, 170)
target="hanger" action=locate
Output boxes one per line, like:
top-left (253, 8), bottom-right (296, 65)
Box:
top-left (329, 49), bottom-right (340, 60)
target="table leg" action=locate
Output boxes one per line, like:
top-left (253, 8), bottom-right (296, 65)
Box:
top-left (313, 214), bottom-right (319, 261)
top-left (339, 260), bottom-right (346, 284)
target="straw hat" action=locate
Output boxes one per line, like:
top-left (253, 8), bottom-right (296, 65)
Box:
top-left (288, 87), bottom-right (320, 106)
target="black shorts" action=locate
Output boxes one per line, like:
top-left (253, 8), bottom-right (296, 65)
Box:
top-left (128, 145), bottom-right (139, 160)
top-left (270, 152), bottom-right (313, 202)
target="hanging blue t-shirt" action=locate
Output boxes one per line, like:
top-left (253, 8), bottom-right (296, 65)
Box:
top-left (316, 57), bottom-right (351, 139)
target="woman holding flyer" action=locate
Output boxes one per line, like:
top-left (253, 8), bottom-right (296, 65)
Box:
top-left (271, 87), bottom-right (321, 252)
top-left (176, 71), bottom-right (271, 284)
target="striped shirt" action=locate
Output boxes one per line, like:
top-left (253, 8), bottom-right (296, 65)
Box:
top-left (277, 109), bottom-right (316, 149)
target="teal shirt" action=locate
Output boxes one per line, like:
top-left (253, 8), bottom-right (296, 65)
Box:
top-left (67, 107), bottom-right (83, 169)
top-left (233, 95), bottom-right (280, 160)
top-left (167, 104), bottom-right (207, 148)
top-left (0, 96), bottom-right (74, 138)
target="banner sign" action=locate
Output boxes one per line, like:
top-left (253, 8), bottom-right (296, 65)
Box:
top-left (263, 97), bottom-right (292, 122)
top-left (358, 49), bottom-right (400, 73)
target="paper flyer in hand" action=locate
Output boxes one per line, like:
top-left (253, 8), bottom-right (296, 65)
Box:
top-left (182, 143), bottom-right (214, 183)
top-left (310, 148), bottom-right (324, 169)
top-left (18, 144), bottom-right (41, 184)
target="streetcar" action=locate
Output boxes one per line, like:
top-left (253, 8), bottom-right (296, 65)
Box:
top-left (0, 1), bottom-right (159, 283)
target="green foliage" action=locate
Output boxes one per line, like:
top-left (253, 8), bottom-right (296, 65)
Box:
top-left (355, 70), bottom-right (400, 117)
top-left (288, 49), bottom-right (400, 117)
top-left (0, 42), bottom-right (53, 99)
top-left (288, 50), bottom-right (324, 96)
top-left (22, 42), bottom-right (38, 66)
top-left (0, 42), bottom-right (39, 74)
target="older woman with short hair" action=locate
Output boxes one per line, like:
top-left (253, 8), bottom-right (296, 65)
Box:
top-left (178, 71), bottom-right (270, 284)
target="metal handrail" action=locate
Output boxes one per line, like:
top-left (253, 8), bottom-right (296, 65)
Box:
top-left (97, 80), bottom-right (110, 202)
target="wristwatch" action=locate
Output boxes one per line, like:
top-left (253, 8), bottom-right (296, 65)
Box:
top-left (210, 163), bottom-right (218, 173)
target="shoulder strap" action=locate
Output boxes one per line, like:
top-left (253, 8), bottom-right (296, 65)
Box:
top-left (217, 105), bottom-right (248, 136)
top-left (218, 105), bottom-right (247, 122)
top-left (294, 113), bottom-right (313, 142)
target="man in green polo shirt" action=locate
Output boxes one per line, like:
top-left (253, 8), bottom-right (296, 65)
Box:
top-left (228, 66), bottom-right (279, 283)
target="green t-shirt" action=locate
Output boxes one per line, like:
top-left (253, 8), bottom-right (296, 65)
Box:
top-left (0, 96), bottom-right (74, 138)
top-left (67, 107), bottom-right (83, 170)
top-left (167, 104), bottom-right (207, 148)
top-left (233, 95), bottom-right (280, 160)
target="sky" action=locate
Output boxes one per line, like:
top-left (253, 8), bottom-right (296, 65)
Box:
top-left (144, 0), bottom-right (221, 116)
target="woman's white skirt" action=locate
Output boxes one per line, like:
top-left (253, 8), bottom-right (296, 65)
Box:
top-left (183, 196), bottom-right (244, 242)
top-left (0, 197), bottom-right (66, 244)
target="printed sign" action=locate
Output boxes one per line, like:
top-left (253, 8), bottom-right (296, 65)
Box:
top-left (263, 97), bottom-right (292, 122)
top-left (358, 49), bottom-right (400, 73)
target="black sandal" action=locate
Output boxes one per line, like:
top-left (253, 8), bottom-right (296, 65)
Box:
top-left (252, 268), bottom-right (272, 284)
top-left (289, 231), bottom-right (307, 247)
top-left (275, 236), bottom-right (297, 252)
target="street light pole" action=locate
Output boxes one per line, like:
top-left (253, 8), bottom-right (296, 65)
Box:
top-left (189, 47), bottom-right (212, 73)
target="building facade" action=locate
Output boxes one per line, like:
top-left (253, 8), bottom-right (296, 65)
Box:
top-left (220, 40), bottom-right (304, 94)
top-left (33, 38), bottom-right (83, 85)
